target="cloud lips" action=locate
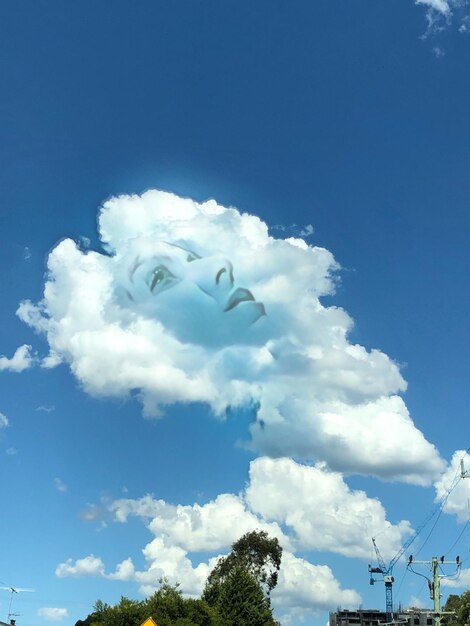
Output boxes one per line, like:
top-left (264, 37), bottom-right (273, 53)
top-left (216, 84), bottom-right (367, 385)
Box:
top-left (18, 189), bottom-right (443, 482)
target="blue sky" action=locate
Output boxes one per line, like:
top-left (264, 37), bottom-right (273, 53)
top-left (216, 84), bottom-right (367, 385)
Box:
top-left (2, 1), bottom-right (470, 625)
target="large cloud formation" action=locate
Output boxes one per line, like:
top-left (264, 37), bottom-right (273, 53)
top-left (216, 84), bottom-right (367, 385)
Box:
top-left (18, 190), bottom-right (443, 482)
top-left (58, 457), bottom-right (415, 620)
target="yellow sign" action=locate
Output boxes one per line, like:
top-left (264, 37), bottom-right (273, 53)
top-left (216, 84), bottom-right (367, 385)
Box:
top-left (141, 618), bottom-right (157, 626)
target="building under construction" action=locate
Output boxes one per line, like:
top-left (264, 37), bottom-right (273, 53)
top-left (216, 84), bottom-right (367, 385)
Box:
top-left (329, 609), bottom-right (436, 626)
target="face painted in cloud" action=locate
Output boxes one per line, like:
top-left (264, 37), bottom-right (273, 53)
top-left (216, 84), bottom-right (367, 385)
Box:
top-left (17, 189), bottom-right (444, 482)
top-left (119, 239), bottom-right (266, 345)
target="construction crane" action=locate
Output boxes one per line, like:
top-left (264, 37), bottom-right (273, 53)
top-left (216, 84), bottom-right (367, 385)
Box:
top-left (368, 538), bottom-right (396, 624)
top-left (368, 450), bottom-right (470, 624)
top-left (367, 450), bottom-right (470, 626)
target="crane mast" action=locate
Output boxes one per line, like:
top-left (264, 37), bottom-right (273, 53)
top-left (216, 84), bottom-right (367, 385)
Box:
top-left (368, 538), bottom-right (394, 624)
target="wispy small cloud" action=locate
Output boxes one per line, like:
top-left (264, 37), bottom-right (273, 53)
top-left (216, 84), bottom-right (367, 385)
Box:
top-left (54, 478), bottom-right (68, 493)
top-left (6, 447), bottom-right (18, 456)
top-left (417, 0), bottom-right (451, 14)
top-left (416, 0), bottom-right (470, 36)
top-left (0, 345), bottom-right (35, 373)
top-left (459, 15), bottom-right (470, 31)
top-left (36, 405), bottom-right (55, 413)
top-left (56, 555), bottom-right (105, 578)
top-left (37, 608), bottom-right (68, 621)
top-left (80, 503), bottom-right (106, 522)
top-left (41, 351), bottom-right (62, 369)
top-left (270, 223), bottom-right (314, 238)
top-left (78, 236), bottom-right (91, 249)
top-left (0, 413), bottom-right (8, 428)
top-left (23, 246), bottom-right (32, 261)
top-left (299, 224), bottom-right (314, 237)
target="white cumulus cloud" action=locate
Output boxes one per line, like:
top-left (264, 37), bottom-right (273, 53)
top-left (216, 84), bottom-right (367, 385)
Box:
top-left (56, 554), bottom-right (105, 577)
top-left (441, 567), bottom-right (470, 588)
top-left (0, 413), bottom-right (8, 428)
top-left (107, 557), bottom-right (136, 581)
top-left (273, 552), bottom-right (360, 615)
top-left (246, 457), bottom-right (412, 559)
top-left (0, 344), bottom-right (34, 372)
top-left (57, 457), bottom-right (415, 617)
top-left (37, 608), bottom-right (68, 621)
top-left (17, 190), bottom-right (443, 483)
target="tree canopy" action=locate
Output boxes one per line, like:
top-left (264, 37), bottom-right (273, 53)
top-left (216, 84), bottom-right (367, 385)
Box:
top-left (216, 566), bottom-right (276, 626)
top-left (443, 590), bottom-right (470, 626)
top-left (75, 531), bottom-right (282, 626)
top-left (75, 581), bottom-right (217, 626)
top-left (204, 530), bottom-right (283, 603)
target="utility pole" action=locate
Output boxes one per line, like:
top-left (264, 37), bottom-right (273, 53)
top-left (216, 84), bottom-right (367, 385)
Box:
top-left (407, 556), bottom-right (461, 626)
top-left (432, 557), bottom-right (442, 626)
top-left (461, 459), bottom-right (470, 479)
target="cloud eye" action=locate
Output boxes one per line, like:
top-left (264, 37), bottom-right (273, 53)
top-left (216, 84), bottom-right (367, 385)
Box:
top-left (186, 251), bottom-right (201, 262)
top-left (148, 265), bottom-right (176, 293)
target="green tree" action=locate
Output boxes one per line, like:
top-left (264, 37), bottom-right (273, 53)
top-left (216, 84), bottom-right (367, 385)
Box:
top-left (443, 594), bottom-right (462, 626)
top-left (203, 530), bottom-right (282, 605)
top-left (75, 580), bottom-right (219, 626)
top-left (443, 590), bottom-right (470, 626)
top-left (216, 567), bottom-right (275, 626)
top-left (102, 596), bottom-right (145, 626)
top-left (183, 597), bottom-right (219, 626)
top-left (144, 580), bottom-right (187, 626)
top-left (457, 590), bottom-right (470, 626)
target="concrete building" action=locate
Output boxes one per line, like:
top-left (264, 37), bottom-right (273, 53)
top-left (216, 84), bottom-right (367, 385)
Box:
top-left (329, 609), bottom-right (436, 626)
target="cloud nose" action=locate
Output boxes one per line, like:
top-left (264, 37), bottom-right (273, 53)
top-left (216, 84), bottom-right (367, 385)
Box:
top-left (189, 255), bottom-right (234, 298)
top-left (215, 263), bottom-right (234, 287)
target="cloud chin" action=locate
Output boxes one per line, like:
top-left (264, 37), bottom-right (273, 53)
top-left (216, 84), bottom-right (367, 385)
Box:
top-left (18, 189), bottom-right (443, 482)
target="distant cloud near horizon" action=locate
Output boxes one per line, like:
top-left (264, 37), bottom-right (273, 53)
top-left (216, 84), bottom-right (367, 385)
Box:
top-left (17, 189), bottom-right (443, 484)
top-left (37, 608), bottom-right (68, 622)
